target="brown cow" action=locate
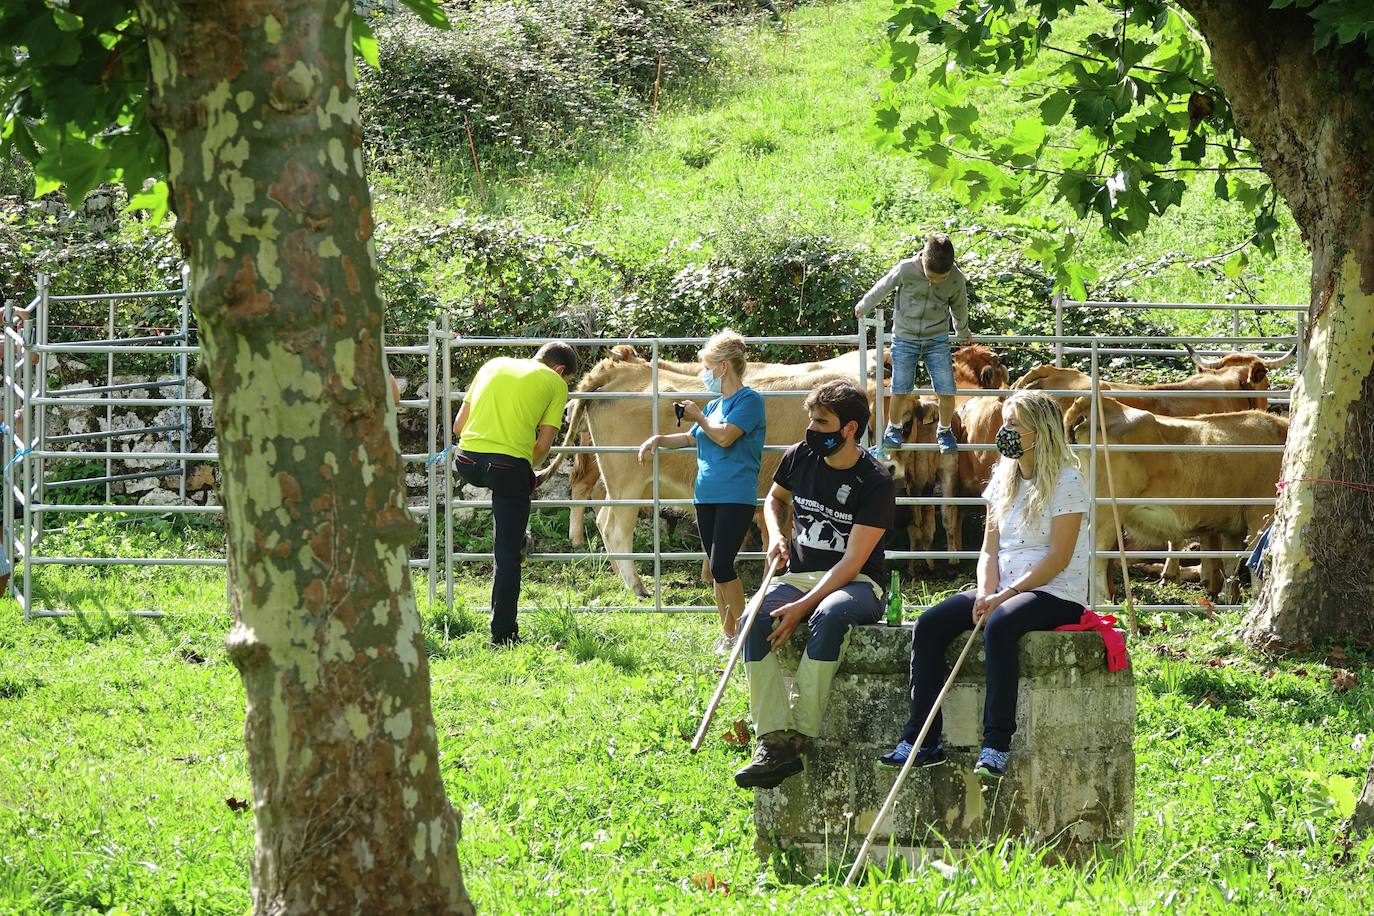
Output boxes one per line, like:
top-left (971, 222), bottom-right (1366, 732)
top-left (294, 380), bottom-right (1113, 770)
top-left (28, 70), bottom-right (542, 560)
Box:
top-left (1011, 347), bottom-right (1294, 416)
top-left (538, 347), bottom-right (873, 597)
top-left (883, 345), bottom-right (1010, 568)
top-left (1062, 396), bottom-right (1286, 601)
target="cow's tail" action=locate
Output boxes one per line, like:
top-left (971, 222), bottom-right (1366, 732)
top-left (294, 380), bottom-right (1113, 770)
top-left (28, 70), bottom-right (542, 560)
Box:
top-left (532, 345), bottom-right (643, 491)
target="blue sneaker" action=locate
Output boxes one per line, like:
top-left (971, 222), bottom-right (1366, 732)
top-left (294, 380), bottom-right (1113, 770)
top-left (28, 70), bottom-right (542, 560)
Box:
top-left (935, 425), bottom-right (958, 454)
top-left (974, 747), bottom-right (1009, 779)
top-left (882, 424), bottom-right (904, 449)
top-left (878, 741), bottom-right (946, 769)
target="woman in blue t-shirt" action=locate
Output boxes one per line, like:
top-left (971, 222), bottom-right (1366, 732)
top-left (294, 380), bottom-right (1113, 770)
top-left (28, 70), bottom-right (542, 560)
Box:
top-left (638, 330), bottom-right (766, 636)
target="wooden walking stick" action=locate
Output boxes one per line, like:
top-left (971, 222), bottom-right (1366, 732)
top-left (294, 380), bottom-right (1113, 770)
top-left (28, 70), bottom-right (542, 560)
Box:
top-left (689, 556), bottom-right (783, 754)
top-left (1093, 394), bottom-right (1139, 637)
top-left (845, 618), bottom-right (984, 885)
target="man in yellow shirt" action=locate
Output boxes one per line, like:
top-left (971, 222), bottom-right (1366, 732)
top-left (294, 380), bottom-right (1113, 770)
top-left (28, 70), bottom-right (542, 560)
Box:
top-left (453, 341), bottom-right (578, 646)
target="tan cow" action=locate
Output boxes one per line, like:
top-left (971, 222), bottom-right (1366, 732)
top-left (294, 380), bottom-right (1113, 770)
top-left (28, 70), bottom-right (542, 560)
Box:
top-left (563, 348), bottom-right (884, 547)
top-left (1062, 396), bottom-right (1287, 601)
top-left (538, 346), bottom-right (874, 597)
top-left (1011, 347), bottom-right (1294, 416)
top-left (883, 345), bottom-right (1010, 568)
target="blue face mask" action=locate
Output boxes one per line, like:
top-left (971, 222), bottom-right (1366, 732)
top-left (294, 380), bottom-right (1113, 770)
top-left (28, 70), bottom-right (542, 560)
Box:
top-left (700, 368), bottom-right (723, 395)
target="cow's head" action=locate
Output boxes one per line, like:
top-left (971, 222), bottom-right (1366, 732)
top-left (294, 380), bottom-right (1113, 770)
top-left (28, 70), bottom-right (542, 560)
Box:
top-left (1184, 345), bottom-right (1295, 389)
top-left (1010, 364), bottom-right (1089, 392)
top-left (956, 344), bottom-right (1010, 390)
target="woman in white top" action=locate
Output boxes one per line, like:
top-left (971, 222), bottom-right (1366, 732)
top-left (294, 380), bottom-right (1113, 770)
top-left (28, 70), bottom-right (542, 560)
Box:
top-left (879, 389), bottom-right (1090, 778)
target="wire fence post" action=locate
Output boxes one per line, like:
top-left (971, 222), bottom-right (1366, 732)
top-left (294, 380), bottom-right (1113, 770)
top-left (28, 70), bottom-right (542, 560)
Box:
top-left (442, 316), bottom-right (454, 613)
top-left (1053, 292), bottom-right (1064, 367)
top-left (873, 307), bottom-right (886, 445)
top-left (651, 340), bottom-right (662, 613)
top-left (2, 297), bottom-right (13, 601)
top-left (1087, 340), bottom-right (1099, 610)
top-left (178, 265), bottom-right (190, 503)
top-left (426, 321), bottom-right (438, 605)
top-left (21, 284), bottom-right (35, 621)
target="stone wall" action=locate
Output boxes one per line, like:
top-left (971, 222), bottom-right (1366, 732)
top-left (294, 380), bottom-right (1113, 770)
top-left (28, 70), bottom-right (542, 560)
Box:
top-left (754, 625), bottom-right (1135, 878)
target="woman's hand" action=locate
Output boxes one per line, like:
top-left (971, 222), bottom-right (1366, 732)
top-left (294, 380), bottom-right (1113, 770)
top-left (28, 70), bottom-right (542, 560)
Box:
top-left (972, 593), bottom-right (993, 625)
top-left (677, 399), bottom-right (705, 424)
top-left (636, 436), bottom-right (660, 464)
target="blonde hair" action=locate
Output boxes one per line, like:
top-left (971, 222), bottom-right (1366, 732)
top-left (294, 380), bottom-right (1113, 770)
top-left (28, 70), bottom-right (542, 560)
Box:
top-left (985, 389), bottom-right (1078, 528)
top-left (699, 328), bottom-right (748, 380)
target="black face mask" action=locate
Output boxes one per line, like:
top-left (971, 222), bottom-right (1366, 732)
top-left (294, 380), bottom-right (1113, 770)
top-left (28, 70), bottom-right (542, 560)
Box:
top-left (806, 426), bottom-right (846, 458)
top-left (995, 425), bottom-right (1025, 459)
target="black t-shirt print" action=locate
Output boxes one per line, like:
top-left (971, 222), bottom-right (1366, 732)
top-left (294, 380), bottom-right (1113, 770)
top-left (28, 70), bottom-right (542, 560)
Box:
top-left (773, 442), bottom-right (895, 584)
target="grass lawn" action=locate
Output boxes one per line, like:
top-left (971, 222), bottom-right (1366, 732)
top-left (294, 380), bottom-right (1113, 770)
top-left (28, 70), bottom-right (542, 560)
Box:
top-left (374, 0), bottom-right (1311, 316)
top-left (3, 558), bottom-right (1374, 914)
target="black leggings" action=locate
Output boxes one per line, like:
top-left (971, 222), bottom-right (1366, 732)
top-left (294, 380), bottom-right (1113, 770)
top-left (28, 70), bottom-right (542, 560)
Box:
top-left (901, 588), bottom-right (1083, 752)
top-left (695, 503), bottom-right (755, 585)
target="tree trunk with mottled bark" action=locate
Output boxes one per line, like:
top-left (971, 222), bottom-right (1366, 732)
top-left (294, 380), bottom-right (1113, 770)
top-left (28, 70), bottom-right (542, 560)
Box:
top-left (1176, 0), bottom-right (1374, 652)
top-left (134, 1), bottom-right (474, 910)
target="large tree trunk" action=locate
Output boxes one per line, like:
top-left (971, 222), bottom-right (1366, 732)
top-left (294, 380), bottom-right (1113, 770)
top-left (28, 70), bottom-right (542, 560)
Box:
top-left (135, 1), bottom-right (473, 911)
top-left (1178, 1), bottom-right (1374, 652)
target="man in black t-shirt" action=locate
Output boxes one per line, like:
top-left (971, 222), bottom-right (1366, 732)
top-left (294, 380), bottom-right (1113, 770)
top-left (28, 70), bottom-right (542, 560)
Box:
top-left (736, 380), bottom-right (896, 789)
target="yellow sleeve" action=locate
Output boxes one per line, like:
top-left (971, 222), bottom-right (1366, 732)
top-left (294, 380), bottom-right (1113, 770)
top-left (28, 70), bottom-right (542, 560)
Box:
top-left (540, 376), bottom-right (568, 428)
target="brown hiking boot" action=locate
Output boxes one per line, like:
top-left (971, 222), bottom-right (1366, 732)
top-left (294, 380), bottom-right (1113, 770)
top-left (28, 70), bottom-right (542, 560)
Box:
top-left (734, 730), bottom-right (804, 789)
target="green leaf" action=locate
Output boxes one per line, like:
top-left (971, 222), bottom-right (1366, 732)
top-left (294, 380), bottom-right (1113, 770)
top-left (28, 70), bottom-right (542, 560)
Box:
top-left (352, 14), bottom-right (379, 69)
top-left (1223, 251), bottom-right (1248, 279)
top-left (36, 138), bottom-right (109, 205)
top-left (51, 8), bottom-right (83, 31)
top-left (125, 179), bottom-right (169, 223)
top-left (1214, 173), bottom-right (1229, 201)
top-left (1008, 118), bottom-right (1046, 156)
top-left (1039, 91), bottom-right (1072, 126)
top-left (398, 0), bottom-right (451, 30)
top-left (1128, 123), bottom-right (1174, 164)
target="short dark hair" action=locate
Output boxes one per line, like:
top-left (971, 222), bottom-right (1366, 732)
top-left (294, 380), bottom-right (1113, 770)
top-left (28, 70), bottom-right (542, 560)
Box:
top-left (536, 341), bottom-right (579, 377)
top-left (804, 379), bottom-right (870, 439)
top-left (923, 232), bottom-right (956, 275)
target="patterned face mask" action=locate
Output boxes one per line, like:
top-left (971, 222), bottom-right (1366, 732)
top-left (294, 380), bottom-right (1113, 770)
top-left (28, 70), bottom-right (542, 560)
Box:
top-left (995, 425), bottom-right (1025, 459)
top-left (806, 426), bottom-right (844, 457)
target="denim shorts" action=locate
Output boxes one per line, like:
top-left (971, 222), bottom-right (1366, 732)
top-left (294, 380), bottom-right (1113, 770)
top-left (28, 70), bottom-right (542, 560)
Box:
top-left (891, 334), bottom-right (956, 395)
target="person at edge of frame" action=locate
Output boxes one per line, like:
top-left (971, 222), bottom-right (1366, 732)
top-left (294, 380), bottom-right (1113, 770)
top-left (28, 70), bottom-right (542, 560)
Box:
top-left (452, 341), bottom-right (579, 647)
top-left (878, 388), bottom-right (1090, 779)
top-left (636, 329), bottom-right (766, 648)
top-left (735, 379), bottom-right (896, 789)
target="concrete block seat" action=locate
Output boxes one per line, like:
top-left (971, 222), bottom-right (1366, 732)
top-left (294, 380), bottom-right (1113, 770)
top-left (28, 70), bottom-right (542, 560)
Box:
top-left (753, 624), bottom-right (1135, 876)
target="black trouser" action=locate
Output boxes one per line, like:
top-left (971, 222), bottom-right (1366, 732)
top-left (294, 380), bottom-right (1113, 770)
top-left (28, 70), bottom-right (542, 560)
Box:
top-left (694, 502), bottom-right (755, 584)
top-left (901, 588), bottom-right (1083, 752)
top-left (454, 450), bottom-right (534, 642)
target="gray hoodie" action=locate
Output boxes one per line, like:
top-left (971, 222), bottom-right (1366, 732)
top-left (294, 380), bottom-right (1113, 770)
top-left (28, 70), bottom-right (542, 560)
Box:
top-left (855, 254), bottom-right (971, 341)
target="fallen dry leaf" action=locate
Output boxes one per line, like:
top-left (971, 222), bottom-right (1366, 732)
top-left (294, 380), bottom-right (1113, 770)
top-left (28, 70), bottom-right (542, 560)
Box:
top-left (179, 648), bottom-right (207, 665)
top-left (1198, 598), bottom-right (1216, 621)
top-left (690, 872), bottom-right (730, 895)
top-left (225, 796), bottom-right (250, 812)
top-left (1206, 657), bottom-right (1228, 668)
top-left (722, 719), bottom-right (751, 746)
top-left (1332, 669), bottom-right (1358, 694)
top-left (1194, 693), bottom-right (1221, 709)
top-left (1328, 645), bottom-right (1348, 663)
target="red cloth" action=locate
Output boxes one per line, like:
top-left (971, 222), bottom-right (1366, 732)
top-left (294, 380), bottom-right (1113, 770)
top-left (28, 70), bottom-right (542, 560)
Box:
top-left (1054, 609), bottom-right (1130, 673)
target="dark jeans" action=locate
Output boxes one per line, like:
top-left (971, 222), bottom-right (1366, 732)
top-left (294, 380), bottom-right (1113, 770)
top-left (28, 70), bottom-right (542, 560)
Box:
top-left (695, 502), bottom-right (755, 584)
top-left (454, 450), bottom-right (534, 642)
top-left (902, 588), bottom-right (1083, 752)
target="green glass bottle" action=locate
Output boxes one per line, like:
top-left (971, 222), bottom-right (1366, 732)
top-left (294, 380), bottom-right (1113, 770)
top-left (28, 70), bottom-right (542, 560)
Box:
top-left (886, 569), bottom-right (902, 626)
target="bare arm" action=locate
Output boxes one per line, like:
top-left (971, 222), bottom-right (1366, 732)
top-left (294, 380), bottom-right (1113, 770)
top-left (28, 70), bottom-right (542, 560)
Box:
top-left (764, 482), bottom-right (792, 567)
top-left (637, 432), bottom-right (695, 463)
top-left (451, 401), bottom-right (471, 438)
top-left (976, 519), bottom-right (1000, 596)
top-left (532, 424), bottom-right (559, 467)
top-left (693, 418), bottom-right (745, 448)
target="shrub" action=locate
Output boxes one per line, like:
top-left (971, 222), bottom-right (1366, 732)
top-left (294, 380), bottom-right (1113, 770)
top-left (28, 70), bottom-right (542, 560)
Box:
top-left (358, 0), bottom-right (718, 164)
